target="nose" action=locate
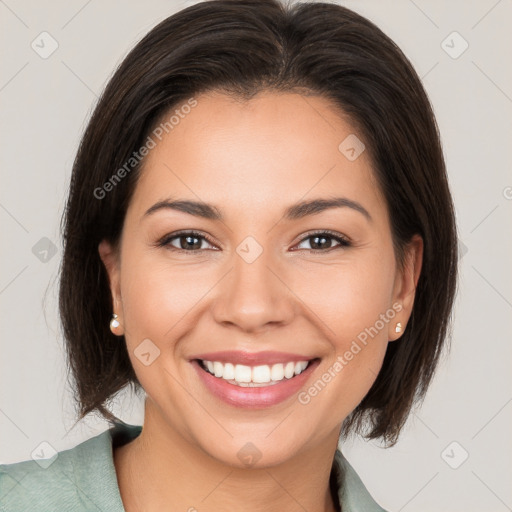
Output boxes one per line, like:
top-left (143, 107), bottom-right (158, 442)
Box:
top-left (211, 247), bottom-right (295, 334)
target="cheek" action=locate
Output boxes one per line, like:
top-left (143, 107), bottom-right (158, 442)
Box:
top-left (292, 251), bottom-right (396, 345)
top-left (119, 230), bottom-right (396, 377)
top-left (292, 253), bottom-right (395, 410)
top-left (120, 256), bottom-right (205, 342)
top-left (120, 236), bottom-right (396, 346)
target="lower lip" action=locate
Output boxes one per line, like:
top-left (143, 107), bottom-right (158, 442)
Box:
top-left (191, 359), bottom-right (320, 409)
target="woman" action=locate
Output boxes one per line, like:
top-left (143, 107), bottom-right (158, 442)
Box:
top-left (0, 0), bottom-right (458, 510)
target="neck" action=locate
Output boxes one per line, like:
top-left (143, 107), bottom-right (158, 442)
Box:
top-left (114, 401), bottom-right (341, 512)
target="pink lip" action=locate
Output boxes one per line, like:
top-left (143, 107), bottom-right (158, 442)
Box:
top-left (191, 358), bottom-right (321, 409)
top-left (189, 350), bottom-right (315, 366)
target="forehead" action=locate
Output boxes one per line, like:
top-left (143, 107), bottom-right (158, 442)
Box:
top-left (128, 91), bottom-right (388, 225)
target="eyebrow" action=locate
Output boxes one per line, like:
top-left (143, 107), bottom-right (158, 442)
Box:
top-left (143, 196), bottom-right (372, 223)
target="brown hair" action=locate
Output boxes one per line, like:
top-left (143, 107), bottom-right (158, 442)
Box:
top-left (59, 0), bottom-right (458, 446)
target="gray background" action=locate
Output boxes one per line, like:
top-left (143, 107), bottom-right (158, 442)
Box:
top-left (1, 0), bottom-right (511, 511)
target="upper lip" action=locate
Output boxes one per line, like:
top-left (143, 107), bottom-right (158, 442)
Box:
top-left (190, 351), bottom-right (318, 366)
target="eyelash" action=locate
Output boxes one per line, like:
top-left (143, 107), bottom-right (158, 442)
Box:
top-left (155, 229), bottom-right (352, 254)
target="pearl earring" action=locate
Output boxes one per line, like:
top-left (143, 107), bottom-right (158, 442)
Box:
top-left (110, 313), bottom-right (120, 331)
top-left (395, 322), bottom-right (402, 333)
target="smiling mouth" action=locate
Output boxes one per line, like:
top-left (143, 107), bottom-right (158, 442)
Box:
top-left (196, 358), bottom-right (319, 387)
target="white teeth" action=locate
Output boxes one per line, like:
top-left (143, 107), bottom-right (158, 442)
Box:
top-left (271, 363), bottom-right (284, 381)
top-left (284, 362), bottom-right (295, 379)
top-left (252, 365), bottom-right (271, 383)
top-left (200, 359), bottom-right (312, 385)
top-left (223, 362), bottom-right (235, 380)
top-left (213, 361), bottom-right (223, 378)
top-left (295, 361), bottom-right (307, 375)
top-left (234, 364), bottom-right (252, 383)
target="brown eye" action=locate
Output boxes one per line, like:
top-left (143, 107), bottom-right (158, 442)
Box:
top-left (294, 231), bottom-right (351, 252)
top-left (157, 231), bottom-right (216, 252)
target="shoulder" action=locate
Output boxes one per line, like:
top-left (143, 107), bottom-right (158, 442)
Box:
top-left (334, 449), bottom-right (389, 512)
top-left (0, 425), bottom-right (129, 512)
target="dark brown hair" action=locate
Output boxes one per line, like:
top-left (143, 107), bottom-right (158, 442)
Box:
top-left (59, 0), bottom-right (458, 446)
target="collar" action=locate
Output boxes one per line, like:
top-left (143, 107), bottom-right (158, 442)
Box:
top-left (85, 421), bottom-right (386, 511)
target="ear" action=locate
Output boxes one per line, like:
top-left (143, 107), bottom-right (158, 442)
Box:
top-left (98, 239), bottom-right (124, 335)
top-left (389, 234), bottom-right (423, 341)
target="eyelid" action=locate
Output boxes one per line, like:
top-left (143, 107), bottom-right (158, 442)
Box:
top-left (296, 229), bottom-right (351, 245)
top-left (156, 229), bottom-right (218, 250)
top-left (155, 228), bottom-right (352, 252)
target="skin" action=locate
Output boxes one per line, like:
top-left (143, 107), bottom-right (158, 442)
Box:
top-left (99, 91), bottom-right (423, 512)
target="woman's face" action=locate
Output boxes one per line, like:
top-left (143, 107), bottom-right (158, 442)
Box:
top-left (100, 91), bottom-right (421, 467)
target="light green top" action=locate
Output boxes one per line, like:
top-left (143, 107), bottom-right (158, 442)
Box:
top-left (0, 421), bottom-right (387, 511)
